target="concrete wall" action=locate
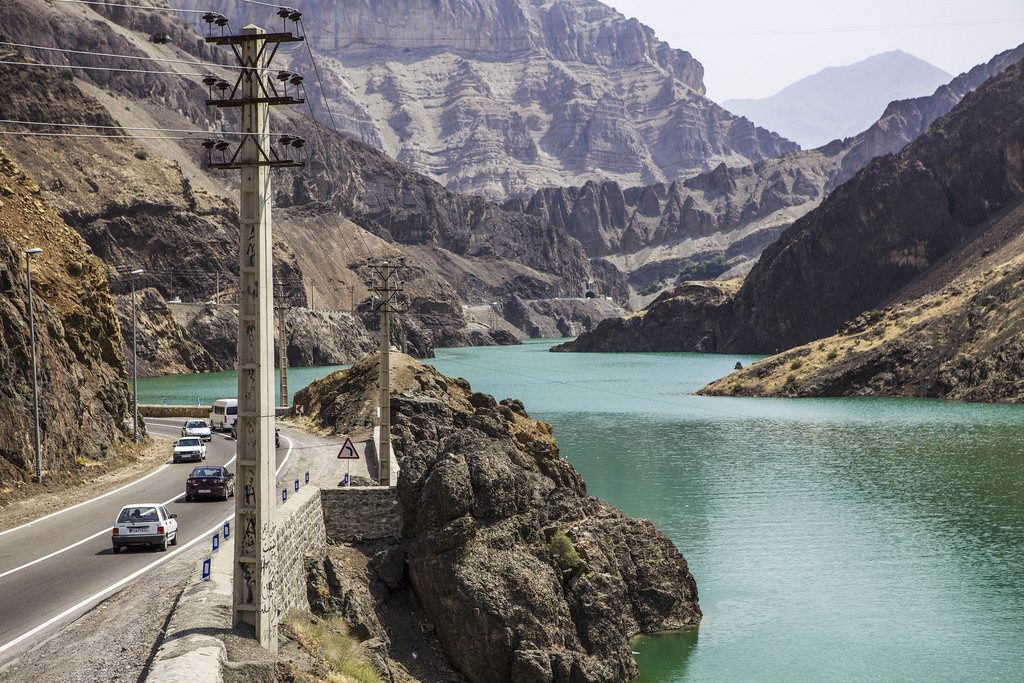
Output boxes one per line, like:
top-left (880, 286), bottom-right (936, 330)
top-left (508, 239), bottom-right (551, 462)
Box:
top-left (139, 405), bottom-right (291, 418)
top-left (275, 486), bottom-right (327, 613)
top-left (321, 487), bottom-right (401, 543)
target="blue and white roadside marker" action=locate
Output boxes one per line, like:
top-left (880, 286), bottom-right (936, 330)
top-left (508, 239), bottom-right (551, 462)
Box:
top-left (212, 532), bottom-right (219, 553)
top-left (223, 521), bottom-right (231, 539)
top-left (304, 471), bottom-right (309, 485)
top-left (201, 557), bottom-right (211, 581)
top-left (294, 479), bottom-right (300, 492)
top-left (281, 488), bottom-right (287, 503)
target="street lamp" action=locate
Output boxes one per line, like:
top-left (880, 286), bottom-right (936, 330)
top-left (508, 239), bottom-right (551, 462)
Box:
top-left (24, 247), bottom-right (43, 484)
top-left (128, 268), bottom-right (144, 443)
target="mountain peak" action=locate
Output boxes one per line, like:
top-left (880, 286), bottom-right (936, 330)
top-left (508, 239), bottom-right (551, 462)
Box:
top-left (725, 50), bottom-right (952, 148)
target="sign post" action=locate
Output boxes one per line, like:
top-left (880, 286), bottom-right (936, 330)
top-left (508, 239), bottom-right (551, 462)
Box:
top-left (337, 437), bottom-right (359, 487)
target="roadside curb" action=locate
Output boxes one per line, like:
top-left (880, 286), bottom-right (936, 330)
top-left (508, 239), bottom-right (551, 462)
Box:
top-left (145, 535), bottom-right (234, 683)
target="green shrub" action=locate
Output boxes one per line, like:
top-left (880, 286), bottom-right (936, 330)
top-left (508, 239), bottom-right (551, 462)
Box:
top-left (867, 309), bottom-right (883, 322)
top-left (786, 373), bottom-right (796, 384)
top-left (548, 531), bottom-right (583, 571)
top-left (790, 359), bottom-right (803, 370)
top-left (826, 350), bottom-right (838, 360)
top-left (134, 149), bottom-right (150, 161)
top-left (61, 69), bottom-right (74, 81)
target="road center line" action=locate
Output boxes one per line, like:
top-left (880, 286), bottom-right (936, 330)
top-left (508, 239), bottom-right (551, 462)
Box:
top-left (0, 437), bottom-right (293, 654)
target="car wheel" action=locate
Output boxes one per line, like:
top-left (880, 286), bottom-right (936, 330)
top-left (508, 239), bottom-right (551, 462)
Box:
top-left (170, 532), bottom-right (178, 546)
top-left (185, 494), bottom-right (192, 502)
top-left (112, 545), bottom-right (121, 554)
top-left (229, 485), bottom-right (235, 498)
top-left (159, 536), bottom-right (168, 552)
top-left (221, 489), bottom-right (230, 502)
top-left (172, 456), bottom-right (179, 464)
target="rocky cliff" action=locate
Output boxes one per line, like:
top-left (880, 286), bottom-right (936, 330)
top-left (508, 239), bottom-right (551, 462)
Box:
top-left (294, 354), bottom-right (701, 681)
top-left (701, 208), bottom-right (1024, 401)
top-left (0, 148), bottom-right (131, 488)
top-left (514, 44), bottom-right (1024, 296)
top-left (180, 0), bottom-right (796, 199)
top-left (558, 48), bottom-right (1024, 357)
top-left (0, 0), bottom-right (628, 375)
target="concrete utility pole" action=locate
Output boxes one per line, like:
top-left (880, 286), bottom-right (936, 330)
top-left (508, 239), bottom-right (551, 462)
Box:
top-left (205, 19), bottom-right (305, 652)
top-left (129, 268), bottom-right (144, 443)
top-left (24, 247), bottom-right (43, 484)
top-left (369, 260), bottom-right (404, 486)
top-left (276, 284), bottom-right (289, 408)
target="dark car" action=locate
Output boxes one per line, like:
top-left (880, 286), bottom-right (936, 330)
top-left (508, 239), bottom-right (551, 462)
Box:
top-left (230, 424), bottom-right (281, 448)
top-left (185, 465), bottom-right (235, 502)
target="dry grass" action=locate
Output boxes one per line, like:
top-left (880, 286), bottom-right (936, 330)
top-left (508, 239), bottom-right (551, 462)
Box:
top-left (283, 611), bottom-right (382, 683)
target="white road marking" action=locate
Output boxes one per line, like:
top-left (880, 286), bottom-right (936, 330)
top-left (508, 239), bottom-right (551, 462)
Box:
top-left (0, 464), bottom-right (171, 540)
top-left (0, 455), bottom-right (239, 582)
top-left (0, 434), bottom-right (295, 655)
top-left (0, 514), bottom-right (232, 658)
top-left (0, 420), bottom-right (219, 539)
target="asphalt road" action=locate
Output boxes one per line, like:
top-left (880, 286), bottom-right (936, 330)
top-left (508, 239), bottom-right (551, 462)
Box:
top-left (0, 418), bottom-right (295, 665)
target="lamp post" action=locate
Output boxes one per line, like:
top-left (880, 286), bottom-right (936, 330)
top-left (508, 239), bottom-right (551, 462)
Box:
top-left (128, 268), bottom-right (144, 443)
top-left (24, 247), bottom-right (43, 484)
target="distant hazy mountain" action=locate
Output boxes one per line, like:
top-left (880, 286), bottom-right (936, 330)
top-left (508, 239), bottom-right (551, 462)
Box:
top-left (724, 51), bottom-right (951, 149)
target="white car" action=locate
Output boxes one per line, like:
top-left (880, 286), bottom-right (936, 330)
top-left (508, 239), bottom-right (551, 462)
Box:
top-left (181, 419), bottom-right (212, 442)
top-left (111, 503), bottom-right (178, 552)
top-left (172, 436), bottom-right (206, 464)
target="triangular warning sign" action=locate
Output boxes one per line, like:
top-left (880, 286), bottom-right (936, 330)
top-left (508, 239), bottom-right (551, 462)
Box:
top-left (337, 437), bottom-right (359, 460)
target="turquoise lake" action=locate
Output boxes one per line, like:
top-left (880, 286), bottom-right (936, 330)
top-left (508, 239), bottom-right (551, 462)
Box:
top-left (139, 339), bottom-right (1024, 681)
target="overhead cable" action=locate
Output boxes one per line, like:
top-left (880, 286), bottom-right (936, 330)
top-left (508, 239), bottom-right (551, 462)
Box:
top-left (0, 58), bottom-right (207, 77)
top-left (0, 39), bottom-right (266, 72)
top-left (0, 118), bottom-right (289, 137)
top-left (54, 0), bottom-right (215, 15)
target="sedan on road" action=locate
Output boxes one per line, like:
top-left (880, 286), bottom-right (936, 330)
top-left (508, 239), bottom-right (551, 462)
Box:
top-left (111, 503), bottom-right (178, 552)
top-left (181, 419), bottom-right (212, 442)
top-left (185, 465), bottom-right (235, 502)
top-left (172, 436), bottom-right (206, 464)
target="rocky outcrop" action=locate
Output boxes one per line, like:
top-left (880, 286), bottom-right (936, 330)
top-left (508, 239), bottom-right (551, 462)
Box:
top-left (0, 148), bottom-right (130, 486)
top-left (725, 57), bottom-right (1024, 353)
top-left (511, 44), bottom-right (1024, 295)
top-left (553, 281), bottom-right (739, 353)
top-left (180, 0), bottom-right (796, 200)
top-left (115, 288), bottom-right (216, 376)
top-left (560, 48), bottom-right (1024, 356)
top-left (295, 354), bottom-right (701, 681)
top-left (701, 232), bottom-right (1024, 401)
top-left (502, 295), bottom-right (627, 338)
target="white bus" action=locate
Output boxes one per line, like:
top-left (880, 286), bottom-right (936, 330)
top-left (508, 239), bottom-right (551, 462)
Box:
top-left (209, 398), bottom-right (238, 432)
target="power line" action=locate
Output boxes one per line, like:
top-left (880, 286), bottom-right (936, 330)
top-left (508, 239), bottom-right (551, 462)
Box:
top-left (0, 130), bottom-right (194, 139)
top-left (0, 58), bottom-right (207, 77)
top-left (675, 18), bottom-right (1024, 39)
top-left (0, 117), bottom-right (290, 137)
top-left (0, 39), bottom-right (263, 72)
top-left (54, 0), bottom-right (215, 15)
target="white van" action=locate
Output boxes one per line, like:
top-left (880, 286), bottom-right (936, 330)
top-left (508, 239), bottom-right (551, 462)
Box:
top-left (209, 398), bottom-right (238, 432)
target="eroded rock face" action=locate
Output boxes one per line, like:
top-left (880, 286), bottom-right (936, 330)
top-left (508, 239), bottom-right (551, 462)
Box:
top-left (297, 355), bottom-right (701, 682)
top-left (179, 0), bottom-right (795, 200)
top-left (508, 45), bottom-right (1024, 294)
top-left (0, 149), bottom-right (130, 485)
top-left (553, 281), bottom-right (739, 353)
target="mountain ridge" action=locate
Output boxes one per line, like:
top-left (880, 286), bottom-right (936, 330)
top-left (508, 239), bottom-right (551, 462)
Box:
top-left (724, 50), bottom-right (952, 148)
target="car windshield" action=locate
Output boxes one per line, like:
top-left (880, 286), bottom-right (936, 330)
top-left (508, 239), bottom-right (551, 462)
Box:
top-left (191, 467), bottom-right (222, 478)
top-left (117, 506), bottom-right (159, 523)
top-left (177, 437), bottom-right (202, 447)
top-left (186, 420), bottom-right (207, 428)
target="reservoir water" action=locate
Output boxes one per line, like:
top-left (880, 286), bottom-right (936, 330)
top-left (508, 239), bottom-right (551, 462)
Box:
top-left (139, 340), bottom-right (1024, 681)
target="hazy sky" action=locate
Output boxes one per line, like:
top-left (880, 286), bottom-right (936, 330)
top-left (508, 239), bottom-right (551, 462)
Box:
top-left (608, 0), bottom-right (1024, 101)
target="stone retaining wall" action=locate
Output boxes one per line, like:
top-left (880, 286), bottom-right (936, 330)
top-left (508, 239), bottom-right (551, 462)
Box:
top-left (276, 486), bottom-right (327, 613)
top-left (321, 487), bottom-right (401, 542)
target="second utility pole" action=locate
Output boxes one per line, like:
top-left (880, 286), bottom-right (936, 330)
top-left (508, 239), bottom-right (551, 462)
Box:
top-left (370, 260), bottom-right (404, 486)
